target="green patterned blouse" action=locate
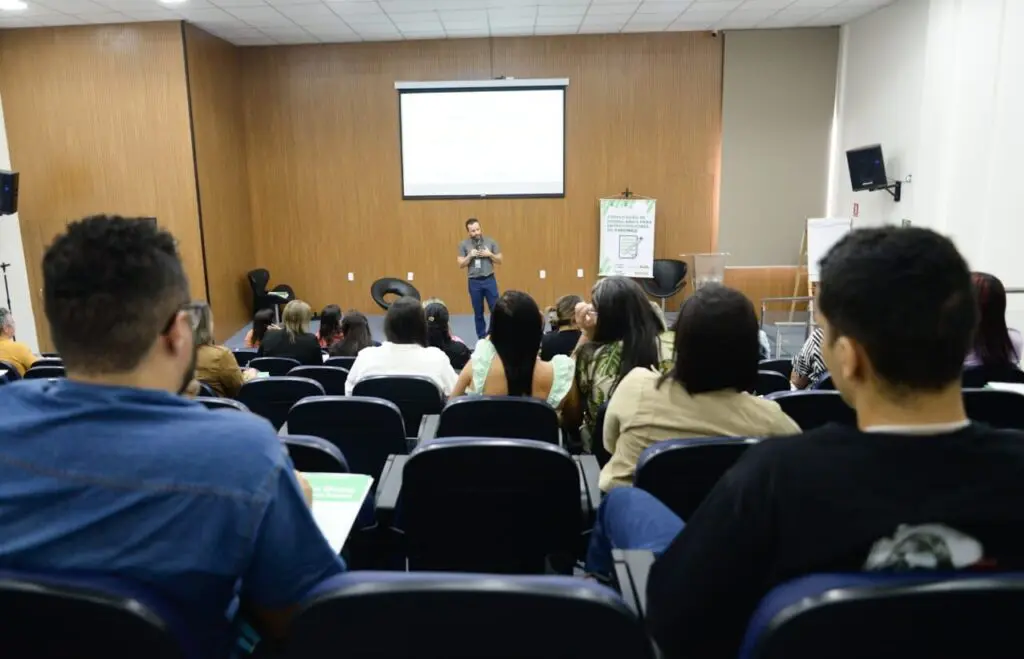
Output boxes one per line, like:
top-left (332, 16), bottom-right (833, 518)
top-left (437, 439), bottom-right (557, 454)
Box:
top-left (576, 331), bottom-right (676, 436)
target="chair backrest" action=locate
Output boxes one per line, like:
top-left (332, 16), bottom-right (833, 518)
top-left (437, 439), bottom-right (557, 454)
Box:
top-left (33, 357), bottom-right (63, 368)
top-left (590, 401), bottom-right (612, 467)
top-left (23, 365), bottom-right (66, 380)
top-left (247, 268), bottom-right (270, 296)
top-left (963, 364), bottom-right (1024, 388)
top-left (755, 371), bottom-right (791, 396)
top-left (196, 397), bottom-right (250, 413)
top-left (963, 388), bottom-right (1024, 431)
top-left (237, 377), bottom-right (325, 430)
top-left (402, 438), bottom-right (580, 573)
top-left (284, 435), bottom-right (349, 473)
top-left (197, 382), bottom-right (216, 398)
top-left (740, 572), bottom-right (1024, 659)
top-left (324, 356), bottom-right (356, 370)
top-left (651, 259), bottom-right (688, 290)
top-left (232, 349), bottom-right (258, 367)
top-left (288, 365), bottom-right (349, 396)
top-left (287, 396), bottom-right (407, 480)
top-left (0, 570), bottom-right (197, 659)
top-left (437, 396), bottom-right (561, 444)
top-left (765, 391), bottom-right (856, 430)
top-left (248, 356), bottom-right (301, 376)
top-left (352, 375), bottom-right (444, 436)
top-left (813, 373), bottom-right (835, 390)
top-left (370, 278), bottom-right (422, 310)
top-left (758, 359), bottom-right (792, 380)
top-left (289, 572), bottom-right (656, 659)
top-left (0, 359), bottom-right (21, 383)
top-left (634, 437), bottom-right (760, 520)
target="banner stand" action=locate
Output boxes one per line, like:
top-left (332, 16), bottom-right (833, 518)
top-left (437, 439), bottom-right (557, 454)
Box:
top-left (598, 190), bottom-right (657, 278)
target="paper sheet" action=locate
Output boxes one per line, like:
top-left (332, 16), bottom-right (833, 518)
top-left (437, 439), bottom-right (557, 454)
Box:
top-left (986, 382), bottom-right (1024, 396)
top-left (305, 473), bottom-right (374, 553)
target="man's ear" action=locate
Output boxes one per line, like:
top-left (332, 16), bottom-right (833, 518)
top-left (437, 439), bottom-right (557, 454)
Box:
top-left (165, 312), bottom-right (191, 356)
top-left (837, 335), bottom-right (869, 384)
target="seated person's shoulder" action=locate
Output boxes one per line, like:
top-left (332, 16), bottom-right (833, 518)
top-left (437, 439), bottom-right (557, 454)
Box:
top-left (173, 408), bottom-right (287, 484)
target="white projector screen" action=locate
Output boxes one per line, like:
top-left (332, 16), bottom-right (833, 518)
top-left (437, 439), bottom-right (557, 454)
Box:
top-left (397, 81), bottom-right (566, 199)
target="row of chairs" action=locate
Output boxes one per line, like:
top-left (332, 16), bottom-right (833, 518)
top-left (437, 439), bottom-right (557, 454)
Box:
top-left (9, 552), bottom-right (1020, 658)
top-left (759, 357), bottom-right (1024, 391)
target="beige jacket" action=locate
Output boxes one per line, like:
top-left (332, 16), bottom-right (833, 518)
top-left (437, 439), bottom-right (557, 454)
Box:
top-left (599, 367), bottom-right (801, 491)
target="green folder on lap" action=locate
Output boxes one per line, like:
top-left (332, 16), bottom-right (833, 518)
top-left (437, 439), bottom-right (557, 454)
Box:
top-left (304, 473), bottom-right (374, 553)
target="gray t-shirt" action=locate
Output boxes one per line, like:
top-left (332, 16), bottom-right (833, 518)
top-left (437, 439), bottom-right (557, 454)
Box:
top-left (458, 236), bottom-right (500, 279)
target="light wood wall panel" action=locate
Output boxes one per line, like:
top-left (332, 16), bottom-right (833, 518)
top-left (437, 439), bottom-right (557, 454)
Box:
top-left (723, 266), bottom-right (810, 319)
top-left (0, 23), bottom-right (202, 350)
top-left (241, 33), bottom-right (723, 314)
top-left (184, 24), bottom-right (255, 341)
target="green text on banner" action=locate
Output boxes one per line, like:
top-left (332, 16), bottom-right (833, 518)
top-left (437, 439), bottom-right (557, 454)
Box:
top-left (599, 198), bottom-right (656, 277)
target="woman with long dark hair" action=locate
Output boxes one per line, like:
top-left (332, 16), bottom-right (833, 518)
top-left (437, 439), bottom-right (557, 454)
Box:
top-left (318, 304), bottom-right (343, 349)
top-left (243, 308), bottom-right (276, 349)
top-left (967, 272), bottom-right (1023, 367)
top-left (451, 290), bottom-right (575, 409)
top-left (425, 300), bottom-right (471, 370)
top-left (540, 294), bottom-right (583, 361)
top-left (561, 276), bottom-right (674, 441)
top-left (328, 311), bottom-right (374, 357)
top-left (599, 285), bottom-right (799, 491)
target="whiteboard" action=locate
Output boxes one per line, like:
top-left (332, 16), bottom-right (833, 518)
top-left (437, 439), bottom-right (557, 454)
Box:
top-left (807, 218), bottom-right (853, 282)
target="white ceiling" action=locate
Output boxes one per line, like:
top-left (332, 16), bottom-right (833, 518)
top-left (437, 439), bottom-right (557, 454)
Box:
top-left (0, 0), bottom-right (894, 46)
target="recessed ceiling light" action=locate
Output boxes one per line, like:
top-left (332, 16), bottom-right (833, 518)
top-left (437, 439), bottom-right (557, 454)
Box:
top-left (0, 0), bottom-right (28, 10)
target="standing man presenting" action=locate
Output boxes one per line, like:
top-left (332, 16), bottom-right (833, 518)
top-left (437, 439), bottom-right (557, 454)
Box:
top-left (458, 218), bottom-right (502, 339)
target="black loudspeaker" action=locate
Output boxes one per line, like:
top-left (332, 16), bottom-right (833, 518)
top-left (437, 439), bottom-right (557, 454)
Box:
top-left (0, 170), bottom-right (18, 215)
top-left (846, 145), bottom-right (887, 191)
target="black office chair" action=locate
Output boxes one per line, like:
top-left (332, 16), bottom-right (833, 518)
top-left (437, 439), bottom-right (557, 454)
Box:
top-left (247, 268), bottom-right (294, 322)
top-left (284, 435), bottom-right (349, 473)
top-left (0, 359), bottom-right (21, 384)
top-left (437, 396), bottom-right (561, 444)
top-left (962, 364), bottom-right (1024, 388)
top-left (639, 259), bottom-right (688, 311)
top-left (23, 365), bottom-right (65, 379)
top-left (352, 375), bottom-right (444, 438)
top-left (0, 570), bottom-right (197, 659)
top-left (370, 278), bottom-right (421, 311)
top-left (288, 571), bottom-right (656, 659)
top-left (759, 359), bottom-right (792, 380)
top-left (963, 388), bottom-right (1024, 431)
top-left (33, 357), bottom-right (63, 368)
top-left (248, 357), bottom-right (300, 377)
top-left (289, 365), bottom-right (349, 396)
top-left (196, 397), bottom-right (250, 413)
top-left (237, 377), bottom-right (324, 430)
top-left (324, 356), bottom-right (356, 370)
top-left (740, 572), bottom-right (1024, 659)
top-left (755, 370), bottom-right (791, 395)
top-left (590, 401), bottom-right (612, 467)
top-left (634, 437), bottom-right (760, 520)
top-left (288, 396), bottom-right (407, 481)
top-left (400, 438), bottom-right (581, 573)
top-left (232, 349), bottom-right (258, 368)
top-left (766, 391), bottom-right (856, 430)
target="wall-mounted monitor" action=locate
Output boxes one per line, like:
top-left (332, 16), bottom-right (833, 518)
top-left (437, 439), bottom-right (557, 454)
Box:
top-left (846, 144), bottom-right (888, 191)
top-left (396, 78), bottom-right (568, 199)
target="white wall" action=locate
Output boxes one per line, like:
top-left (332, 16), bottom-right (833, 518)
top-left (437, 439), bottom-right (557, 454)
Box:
top-left (830, 0), bottom-right (1024, 325)
top-left (0, 91), bottom-right (38, 352)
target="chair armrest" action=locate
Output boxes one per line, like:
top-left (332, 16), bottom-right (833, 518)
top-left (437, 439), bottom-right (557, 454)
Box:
top-left (612, 549), bottom-right (656, 617)
top-left (375, 454), bottom-right (408, 529)
top-left (417, 414), bottom-right (440, 446)
top-left (277, 421), bottom-right (288, 436)
top-left (575, 454), bottom-right (602, 527)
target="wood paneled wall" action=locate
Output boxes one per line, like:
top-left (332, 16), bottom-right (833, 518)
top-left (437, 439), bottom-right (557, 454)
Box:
top-left (0, 23), bottom-right (202, 351)
top-left (723, 266), bottom-right (810, 318)
top-left (241, 33), bottom-right (723, 314)
top-left (183, 24), bottom-right (255, 341)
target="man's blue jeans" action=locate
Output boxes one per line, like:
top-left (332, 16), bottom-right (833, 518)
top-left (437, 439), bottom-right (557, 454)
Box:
top-left (585, 488), bottom-right (685, 576)
top-left (468, 275), bottom-right (499, 339)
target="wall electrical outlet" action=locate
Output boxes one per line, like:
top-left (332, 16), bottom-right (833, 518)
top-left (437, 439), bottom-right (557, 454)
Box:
top-left (539, 270), bottom-right (546, 279)
top-left (576, 268), bottom-right (584, 278)
top-left (407, 272), bottom-right (414, 281)
top-left (347, 272), bottom-right (354, 282)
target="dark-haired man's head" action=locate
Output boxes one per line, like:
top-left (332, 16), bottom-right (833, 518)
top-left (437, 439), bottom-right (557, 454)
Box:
top-left (43, 215), bottom-right (197, 393)
top-left (384, 296), bottom-right (427, 346)
top-left (667, 284), bottom-right (759, 395)
top-left (465, 218), bottom-right (482, 239)
top-left (817, 226), bottom-right (976, 421)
